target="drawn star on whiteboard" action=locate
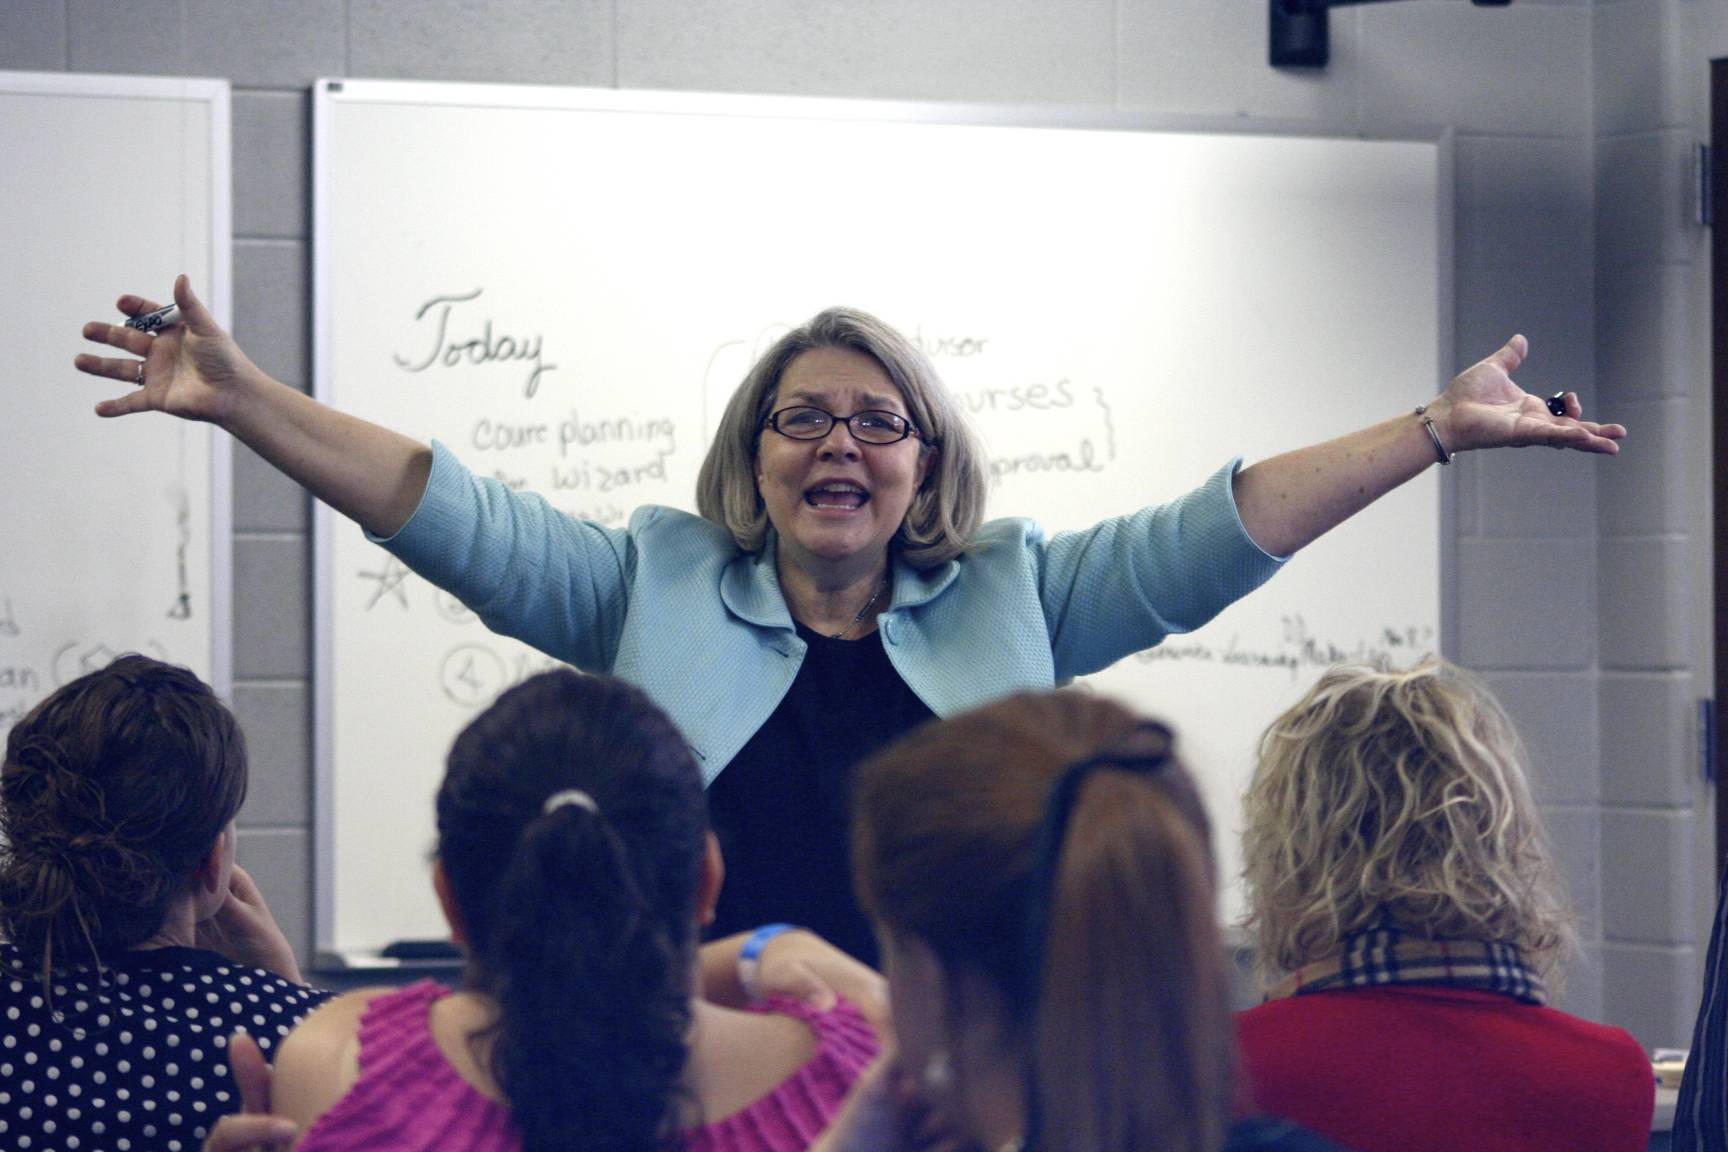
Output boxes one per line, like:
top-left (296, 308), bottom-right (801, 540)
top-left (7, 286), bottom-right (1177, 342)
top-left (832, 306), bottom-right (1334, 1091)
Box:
top-left (357, 555), bottom-right (412, 610)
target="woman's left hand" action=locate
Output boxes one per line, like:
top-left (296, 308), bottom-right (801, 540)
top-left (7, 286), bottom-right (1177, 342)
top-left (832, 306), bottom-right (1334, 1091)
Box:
top-left (196, 866), bottom-right (304, 984)
top-left (700, 928), bottom-right (891, 1034)
top-left (1426, 335), bottom-right (1626, 455)
top-left (1234, 333), bottom-right (1629, 557)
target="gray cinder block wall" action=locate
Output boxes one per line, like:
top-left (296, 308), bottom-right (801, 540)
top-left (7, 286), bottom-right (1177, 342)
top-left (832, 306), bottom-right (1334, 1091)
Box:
top-left (1592, 0), bottom-right (1719, 1052)
top-left (0, 0), bottom-right (1714, 1042)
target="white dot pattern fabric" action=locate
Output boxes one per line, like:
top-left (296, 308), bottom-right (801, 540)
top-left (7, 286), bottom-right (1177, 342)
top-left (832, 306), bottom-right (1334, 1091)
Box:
top-left (0, 942), bottom-right (330, 1152)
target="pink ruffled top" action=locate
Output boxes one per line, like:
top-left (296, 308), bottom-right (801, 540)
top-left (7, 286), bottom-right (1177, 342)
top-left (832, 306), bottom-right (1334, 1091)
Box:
top-left (295, 979), bottom-right (878, 1152)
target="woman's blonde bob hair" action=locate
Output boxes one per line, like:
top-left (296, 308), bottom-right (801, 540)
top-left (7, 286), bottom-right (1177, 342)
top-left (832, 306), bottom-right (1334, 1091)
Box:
top-left (1241, 658), bottom-right (1575, 987)
top-left (694, 307), bottom-right (987, 570)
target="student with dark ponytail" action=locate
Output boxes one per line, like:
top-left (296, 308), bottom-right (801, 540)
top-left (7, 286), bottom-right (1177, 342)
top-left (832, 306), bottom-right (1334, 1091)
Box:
top-left (271, 670), bottom-right (878, 1152)
top-left (815, 691), bottom-right (1339, 1152)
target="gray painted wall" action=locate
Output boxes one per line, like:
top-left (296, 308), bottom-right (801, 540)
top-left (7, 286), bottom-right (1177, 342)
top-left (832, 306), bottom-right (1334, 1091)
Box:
top-left (2, 0), bottom-right (1714, 1046)
top-left (1596, 0), bottom-right (1718, 1054)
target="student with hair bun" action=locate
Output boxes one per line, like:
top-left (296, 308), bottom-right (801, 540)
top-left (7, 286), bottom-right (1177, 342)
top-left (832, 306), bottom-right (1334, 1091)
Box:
top-left (0, 654), bottom-right (328, 1151)
top-left (817, 690), bottom-right (1338, 1152)
top-left (271, 669), bottom-right (878, 1152)
top-left (1235, 659), bottom-right (1652, 1152)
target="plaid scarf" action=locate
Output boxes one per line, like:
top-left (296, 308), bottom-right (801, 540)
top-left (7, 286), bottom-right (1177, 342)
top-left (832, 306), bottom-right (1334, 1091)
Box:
top-left (1264, 926), bottom-right (1547, 1006)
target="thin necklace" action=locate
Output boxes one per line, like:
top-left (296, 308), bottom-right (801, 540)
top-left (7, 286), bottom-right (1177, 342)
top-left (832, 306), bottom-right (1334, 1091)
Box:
top-left (829, 576), bottom-right (888, 640)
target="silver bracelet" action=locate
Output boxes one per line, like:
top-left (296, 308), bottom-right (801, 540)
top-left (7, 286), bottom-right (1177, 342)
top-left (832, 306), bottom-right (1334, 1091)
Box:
top-left (1413, 404), bottom-right (1452, 465)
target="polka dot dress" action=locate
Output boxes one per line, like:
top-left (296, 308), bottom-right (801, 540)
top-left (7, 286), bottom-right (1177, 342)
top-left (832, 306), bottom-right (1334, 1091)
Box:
top-left (0, 941), bottom-right (331, 1152)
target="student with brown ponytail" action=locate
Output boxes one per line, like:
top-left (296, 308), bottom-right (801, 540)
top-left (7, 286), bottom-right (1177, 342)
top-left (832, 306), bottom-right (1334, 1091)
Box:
top-left (271, 670), bottom-right (878, 1152)
top-left (816, 691), bottom-right (1340, 1152)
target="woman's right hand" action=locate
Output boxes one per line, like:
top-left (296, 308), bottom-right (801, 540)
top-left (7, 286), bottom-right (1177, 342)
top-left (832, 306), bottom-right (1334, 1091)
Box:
top-left (76, 274), bottom-right (267, 428)
top-left (74, 273), bottom-right (433, 537)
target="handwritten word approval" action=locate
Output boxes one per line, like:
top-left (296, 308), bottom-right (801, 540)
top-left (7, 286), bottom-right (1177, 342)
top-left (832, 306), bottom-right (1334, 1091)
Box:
top-left (394, 288), bottom-right (557, 398)
top-left (989, 437), bottom-right (1108, 481)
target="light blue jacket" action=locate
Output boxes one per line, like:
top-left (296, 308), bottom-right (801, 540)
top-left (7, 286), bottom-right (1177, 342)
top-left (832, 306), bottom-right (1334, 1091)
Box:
top-left (382, 442), bottom-right (1285, 784)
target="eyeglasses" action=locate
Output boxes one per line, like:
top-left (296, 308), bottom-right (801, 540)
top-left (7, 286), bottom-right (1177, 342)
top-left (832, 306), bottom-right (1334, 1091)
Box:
top-left (763, 405), bottom-right (924, 446)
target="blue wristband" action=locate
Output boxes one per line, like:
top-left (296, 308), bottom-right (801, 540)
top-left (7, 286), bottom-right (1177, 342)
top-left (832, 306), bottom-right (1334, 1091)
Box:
top-left (738, 922), bottom-right (800, 1002)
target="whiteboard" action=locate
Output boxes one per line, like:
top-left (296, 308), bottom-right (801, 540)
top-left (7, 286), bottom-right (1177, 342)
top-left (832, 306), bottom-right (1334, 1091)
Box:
top-left (313, 80), bottom-right (1448, 962)
top-left (0, 72), bottom-right (231, 738)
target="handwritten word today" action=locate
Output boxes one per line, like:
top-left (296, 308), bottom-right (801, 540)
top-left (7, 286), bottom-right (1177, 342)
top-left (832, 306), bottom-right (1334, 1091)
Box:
top-left (394, 288), bottom-right (556, 398)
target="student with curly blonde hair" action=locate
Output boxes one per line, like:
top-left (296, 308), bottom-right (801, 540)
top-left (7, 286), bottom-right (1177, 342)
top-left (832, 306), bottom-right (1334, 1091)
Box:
top-left (1235, 659), bottom-right (1652, 1152)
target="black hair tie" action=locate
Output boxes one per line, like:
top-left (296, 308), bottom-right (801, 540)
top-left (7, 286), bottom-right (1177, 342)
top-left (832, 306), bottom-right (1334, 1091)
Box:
top-left (1016, 721), bottom-right (1175, 1152)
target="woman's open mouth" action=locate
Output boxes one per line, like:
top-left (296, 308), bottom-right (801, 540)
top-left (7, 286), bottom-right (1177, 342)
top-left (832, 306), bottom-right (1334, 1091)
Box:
top-left (805, 482), bottom-right (870, 510)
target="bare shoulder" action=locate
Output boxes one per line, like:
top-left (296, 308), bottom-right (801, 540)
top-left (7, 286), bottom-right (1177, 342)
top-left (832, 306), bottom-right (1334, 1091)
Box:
top-left (684, 1001), bottom-right (825, 1125)
top-left (272, 987), bottom-right (391, 1129)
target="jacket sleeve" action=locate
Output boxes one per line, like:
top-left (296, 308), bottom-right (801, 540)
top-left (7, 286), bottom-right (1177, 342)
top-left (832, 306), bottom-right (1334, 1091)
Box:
top-left (1034, 458), bottom-right (1286, 680)
top-left (369, 440), bottom-right (634, 672)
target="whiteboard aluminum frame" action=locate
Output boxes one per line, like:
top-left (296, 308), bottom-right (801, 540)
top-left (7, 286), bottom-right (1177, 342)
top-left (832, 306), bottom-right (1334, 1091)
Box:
top-left (311, 78), bottom-right (1454, 965)
top-left (2, 69), bottom-right (234, 702)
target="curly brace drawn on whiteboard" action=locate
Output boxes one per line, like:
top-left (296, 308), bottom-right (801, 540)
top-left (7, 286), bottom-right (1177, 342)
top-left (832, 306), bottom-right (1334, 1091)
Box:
top-left (75, 275), bottom-right (1627, 965)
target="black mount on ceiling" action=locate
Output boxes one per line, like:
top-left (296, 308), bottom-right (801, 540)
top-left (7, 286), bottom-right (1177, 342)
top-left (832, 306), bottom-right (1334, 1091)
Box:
top-left (1271, 0), bottom-right (1513, 70)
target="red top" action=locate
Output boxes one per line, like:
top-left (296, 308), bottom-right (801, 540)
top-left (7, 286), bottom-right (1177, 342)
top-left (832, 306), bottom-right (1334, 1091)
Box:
top-left (1235, 986), bottom-right (1653, 1152)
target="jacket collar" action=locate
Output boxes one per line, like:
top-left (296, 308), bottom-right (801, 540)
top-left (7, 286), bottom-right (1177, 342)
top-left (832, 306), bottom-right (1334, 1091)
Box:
top-left (891, 548), bottom-right (960, 608)
top-left (720, 542), bottom-right (795, 630)
top-left (720, 533), bottom-right (961, 629)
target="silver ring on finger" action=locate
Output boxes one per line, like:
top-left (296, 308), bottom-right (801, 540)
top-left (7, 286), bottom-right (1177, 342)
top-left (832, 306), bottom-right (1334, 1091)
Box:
top-left (135, 360), bottom-right (146, 386)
